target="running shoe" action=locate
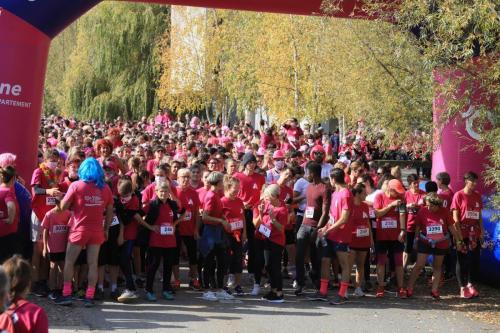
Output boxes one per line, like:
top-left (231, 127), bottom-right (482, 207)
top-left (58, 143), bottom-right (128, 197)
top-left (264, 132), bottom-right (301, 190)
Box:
top-left (146, 292), bottom-right (157, 302)
top-left (265, 292), bottom-right (284, 303)
top-left (467, 285), bottom-right (479, 298)
top-left (307, 291), bottom-right (328, 302)
top-left (294, 285), bottom-right (304, 296)
top-left (431, 290), bottom-right (440, 300)
top-left (398, 288), bottom-right (407, 298)
top-left (215, 289), bottom-right (235, 300)
top-left (117, 289), bottom-right (138, 303)
top-left (460, 287), bottom-right (473, 299)
top-left (189, 279), bottom-right (201, 291)
top-left (202, 291), bottom-right (218, 301)
top-left (48, 291), bottom-right (58, 301)
top-left (54, 295), bottom-right (73, 306)
top-left (94, 288), bottom-right (105, 301)
top-left (83, 298), bottom-right (95, 308)
top-left (250, 284), bottom-right (261, 296)
top-left (406, 288), bottom-right (414, 298)
top-left (162, 291), bottom-right (175, 301)
top-left (227, 274), bottom-right (235, 288)
top-left (375, 287), bottom-right (385, 298)
top-left (234, 285), bottom-right (245, 296)
top-left (353, 287), bottom-right (365, 297)
top-left (74, 289), bottom-right (86, 301)
top-left (172, 280), bottom-right (181, 290)
top-left (329, 294), bottom-right (348, 305)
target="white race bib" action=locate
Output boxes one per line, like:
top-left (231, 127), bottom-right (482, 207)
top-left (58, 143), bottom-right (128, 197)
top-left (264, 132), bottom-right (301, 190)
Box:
top-left (381, 218), bottom-right (397, 229)
top-left (426, 225), bottom-right (443, 235)
top-left (52, 225), bottom-right (68, 234)
top-left (160, 224), bottom-right (174, 236)
top-left (465, 211), bottom-right (479, 220)
top-left (184, 210), bottom-right (192, 221)
top-left (46, 196), bottom-right (56, 206)
top-left (229, 219), bottom-right (244, 231)
top-left (110, 216), bottom-right (120, 227)
top-left (356, 227), bottom-right (370, 237)
top-left (288, 136), bottom-right (296, 142)
top-left (305, 206), bottom-right (315, 219)
top-left (258, 224), bottom-right (271, 238)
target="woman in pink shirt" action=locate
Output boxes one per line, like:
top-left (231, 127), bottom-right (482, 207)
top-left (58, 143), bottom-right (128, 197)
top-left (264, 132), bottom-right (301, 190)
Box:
top-left (55, 158), bottom-right (114, 307)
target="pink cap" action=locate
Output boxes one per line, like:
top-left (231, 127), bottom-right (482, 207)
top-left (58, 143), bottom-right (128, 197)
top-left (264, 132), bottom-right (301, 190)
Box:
top-left (388, 179), bottom-right (405, 194)
top-left (273, 150), bottom-right (285, 159)
top-left (257, 147), bottom-right (266, 156)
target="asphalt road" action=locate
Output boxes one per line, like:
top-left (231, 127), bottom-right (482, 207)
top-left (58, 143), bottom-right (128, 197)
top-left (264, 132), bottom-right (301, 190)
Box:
top-left (44, 280), bottom-right (498, 333)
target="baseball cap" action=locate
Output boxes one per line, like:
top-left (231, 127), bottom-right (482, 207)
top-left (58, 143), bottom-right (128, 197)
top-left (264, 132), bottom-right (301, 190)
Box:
top-left (388, 179), bottom-right (405, 194)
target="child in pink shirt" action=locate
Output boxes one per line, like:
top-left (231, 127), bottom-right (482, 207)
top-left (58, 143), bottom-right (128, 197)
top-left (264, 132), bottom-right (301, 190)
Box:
top-left (42, 198), bottom-right (71, 299)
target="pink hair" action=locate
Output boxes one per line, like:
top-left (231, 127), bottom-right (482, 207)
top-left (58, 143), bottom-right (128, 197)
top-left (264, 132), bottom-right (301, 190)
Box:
top-left (0, 153), bottom-right (17, 168)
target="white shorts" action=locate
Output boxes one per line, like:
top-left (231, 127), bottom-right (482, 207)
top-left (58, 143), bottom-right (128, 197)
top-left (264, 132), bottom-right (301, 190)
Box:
top-left (31, 212), bottom-right (43, 243)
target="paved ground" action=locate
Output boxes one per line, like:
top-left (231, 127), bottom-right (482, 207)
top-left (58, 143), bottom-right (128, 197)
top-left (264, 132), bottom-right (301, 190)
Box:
top-left (36, 270), bottom-right (499, 333)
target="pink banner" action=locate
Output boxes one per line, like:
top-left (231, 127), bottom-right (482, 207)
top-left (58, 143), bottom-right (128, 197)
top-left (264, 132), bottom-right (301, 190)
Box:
top-left (0, 8), bottom-right (50, 181)
top-left (432, 67), bottom-right (493, 195)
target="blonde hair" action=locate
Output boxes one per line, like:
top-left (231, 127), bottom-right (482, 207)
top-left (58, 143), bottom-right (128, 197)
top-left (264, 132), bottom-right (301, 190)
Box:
top-left (223, 175), bottom-right (240, 192)
top-left (263, 184), bottom-right (280, 200)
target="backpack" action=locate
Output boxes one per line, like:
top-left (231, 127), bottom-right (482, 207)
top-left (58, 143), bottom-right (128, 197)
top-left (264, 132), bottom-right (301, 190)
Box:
top-left (0, 299), bottom-right (28, 333)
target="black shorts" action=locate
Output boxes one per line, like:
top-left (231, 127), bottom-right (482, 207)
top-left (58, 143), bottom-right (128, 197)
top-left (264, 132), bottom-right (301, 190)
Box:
top-left (417, 240), bottom-right (450, 256)
top-left (48, 252), bottom-right (66, 262)
top-left (285, 229), bottom-right (296, 245)
top-left (174, 235), bottom-right (198, 266)
top-left (322, 239), bottom-right (349, 258)
top-left (227, 236), bottom-right (243, 274)
top-left (404, 231), bottom-right (416, 253)
top-left (98, 225), bottom-right (120, 266)
top-left (375, 240), bottom-right (404, 254)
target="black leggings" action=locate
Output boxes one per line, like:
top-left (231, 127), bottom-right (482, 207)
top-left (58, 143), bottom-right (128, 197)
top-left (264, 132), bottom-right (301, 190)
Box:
top-left (456, 238), bottom-right (481, 287)
top-left (119, 240), bottom-right (136, 291)
top-left (146, 247), bottom-right (176, 293)
top-left (244, 209), bottom-right (256, 274)
top-left (202, 243), bottom-right (226, 289)
top-left (0, 233), bottom-right (20, 264)
top-left (255, 239), bottom-right (283, 292)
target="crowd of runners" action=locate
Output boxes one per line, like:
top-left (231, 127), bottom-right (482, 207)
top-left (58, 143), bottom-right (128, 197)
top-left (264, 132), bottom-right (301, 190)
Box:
top-left (0, 111), bottom-right (485, 323)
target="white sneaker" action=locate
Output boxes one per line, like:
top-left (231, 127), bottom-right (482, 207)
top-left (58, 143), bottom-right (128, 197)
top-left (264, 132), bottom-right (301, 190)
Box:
top-left (250, 284), bottom-right (261, 296)
top-left (227, 274), bottom-right (235, 288)
top-left (353, 287), bottom-right (365, 297)
top-left (202, 291), bottom-right (218, 301)
top-left (292, 280), bottom-right (298, 289)
top-left (215, 289), bottom-right (235, 300)
top-left (117, 289), bottom-right (138, 303)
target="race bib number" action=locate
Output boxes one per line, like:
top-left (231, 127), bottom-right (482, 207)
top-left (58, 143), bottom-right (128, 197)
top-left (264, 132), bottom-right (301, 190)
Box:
top-left (368, 208), bottom-right (376, 219)
top-left (381, 218), bottom-right (397, 229)
top-left (426, 225), bottom-right (443, 235)
top-left (160, 224), bottom-right (174, 236)
top-left (288, 136), bottom-right (296, 142)
top-left (465, 211), bottom-right (479, 220)
top-left (110, 216), bottom-right (120, 227)
top-left (258, 224), bottom-right (271, 238)
top-left (184, 210), bottom-right (192, 221)
top-left (356, 227), bottom-right (369, 237)
top-left (305, 206), bottom-right (315, 219)
top-left (46, 196), bottom-right (56, 206)
top-left (52, 225), bottom-right (68, 234)
top-left (229, 219), bottom-right (244, 231)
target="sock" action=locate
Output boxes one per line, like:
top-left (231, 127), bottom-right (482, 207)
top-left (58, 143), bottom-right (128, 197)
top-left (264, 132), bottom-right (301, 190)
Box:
top-left (86, 286), bottom-right (96, 299)
top-left (63, 282), bottom-right (72, 297)
top-left (98, 284), bottom-right (104, 291)
top-left (339, 281), bottom-right (349, 298)
top-left (111, 283), bottom-right (117, 292)
top-left (320, 279), bottom-right (329, 295)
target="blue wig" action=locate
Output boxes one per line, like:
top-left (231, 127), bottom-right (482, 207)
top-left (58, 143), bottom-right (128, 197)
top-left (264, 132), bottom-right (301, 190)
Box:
top-left (78, 157), bottom-right (105, 189)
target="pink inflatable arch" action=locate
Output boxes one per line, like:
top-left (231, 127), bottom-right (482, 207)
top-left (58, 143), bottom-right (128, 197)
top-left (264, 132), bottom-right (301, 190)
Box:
top-left (0, 0), bottom-right (492, 193)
